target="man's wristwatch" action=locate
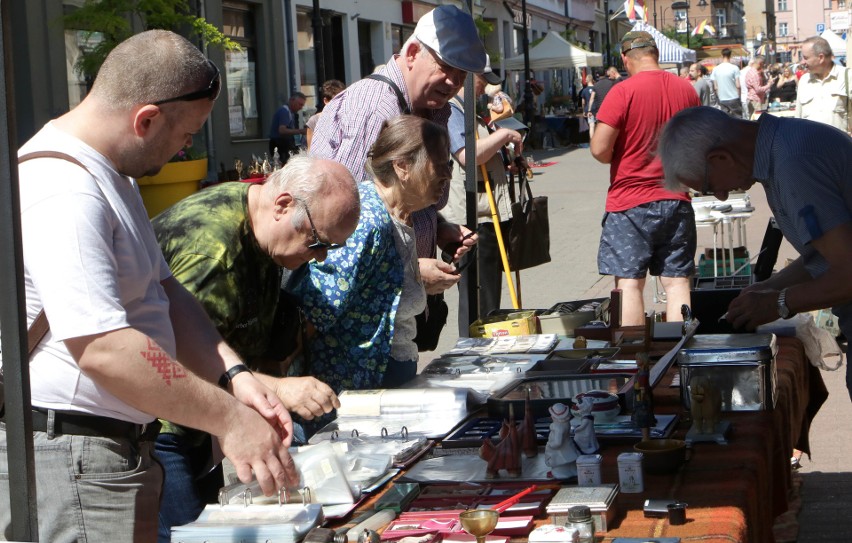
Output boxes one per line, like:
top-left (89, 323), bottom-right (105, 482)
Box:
top-left (777, 288), bottom-right (795, 319)
top-left (218, 364), bottom-right (252, 389)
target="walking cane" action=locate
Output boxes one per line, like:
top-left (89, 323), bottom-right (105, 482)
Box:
top-left (474, 131), bottom-right (521, 309)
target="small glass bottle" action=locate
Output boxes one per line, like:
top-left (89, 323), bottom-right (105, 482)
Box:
top-left (567, 505), bottom-right (594, 543)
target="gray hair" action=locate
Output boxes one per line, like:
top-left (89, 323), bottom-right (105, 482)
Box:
top-left (262, 156), bottom-right (358, 228)
top-left (657, 106), bottom-right (738, 191)
top-left (91, 30), bottom-right (213, 110)
top-left (803, 36), bottom-right (833, 58)
top-left (366, 115), bottom-right (449, 187)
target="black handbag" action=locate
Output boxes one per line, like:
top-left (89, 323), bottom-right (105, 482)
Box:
top-left (507, 172), bottom-right (551, 271)
top-left (413, 294), bottom-right (449, 352)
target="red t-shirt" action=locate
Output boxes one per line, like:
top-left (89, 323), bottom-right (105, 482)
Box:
top-left (595, 70), bottom-right (700, 212)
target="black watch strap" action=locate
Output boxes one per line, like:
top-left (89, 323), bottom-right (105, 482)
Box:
top-left (218, 364), bottom-right (252, 389)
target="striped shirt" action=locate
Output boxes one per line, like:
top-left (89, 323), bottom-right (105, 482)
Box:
top-left (310, 56), bottom-right (451, 259)
top-left (753, 113), bottom-right (852, 336)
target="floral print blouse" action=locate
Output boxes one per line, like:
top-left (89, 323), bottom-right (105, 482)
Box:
top-left (291, 180), bottom-right (405, 393)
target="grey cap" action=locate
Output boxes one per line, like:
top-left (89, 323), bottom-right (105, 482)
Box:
top-left (414, 5), bottom-right (487, 73)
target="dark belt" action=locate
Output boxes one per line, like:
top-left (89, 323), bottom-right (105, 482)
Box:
top-left (2, 408), bottom-right (159, 442)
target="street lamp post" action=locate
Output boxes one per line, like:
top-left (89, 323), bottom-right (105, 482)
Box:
top-left (672, 1), bottom-right (690, 47)
top-left (604, 0), bottom-right (611, 66)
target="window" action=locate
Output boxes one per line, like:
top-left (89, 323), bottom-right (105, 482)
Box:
top-left (391, 24), bottom-right (413, 55)
top-left (675, 9), bottom-right (687, 33)
top-left (715, 8), bottom-right (727, 37)
top-left (223, 2), bottom-right (260, 138)
top-left (779, 22), bottom-right (788, 36)
top-left (840, 0), bottom-right (846, 7)
top-left (778, 0), bottom-right (787, 11)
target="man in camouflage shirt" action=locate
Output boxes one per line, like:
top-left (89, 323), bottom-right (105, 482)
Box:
top-left (152, 156), bottom-right (360, 540)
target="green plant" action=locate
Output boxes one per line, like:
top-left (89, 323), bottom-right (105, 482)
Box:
top-left (660, 26), bottom-right (716, 50)
top-left (474, 16), bottom-right (501, 63)
top-left (64, 0), bottom-right (241, 81)
top-left (169, 145), bottom-right (206, 162)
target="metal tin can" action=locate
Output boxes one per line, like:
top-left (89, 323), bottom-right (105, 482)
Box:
top-left (576, 454), bottom-right (603, 486)
top-left (617, 452), bottom-right (644, 493)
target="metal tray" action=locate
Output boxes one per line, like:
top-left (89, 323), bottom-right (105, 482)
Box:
top-left (525, 348), bottom-right (621, 377)
top-left (678, 333), bottom-right (777, 365)
top-left (485, 374), bottom-right (633, 419)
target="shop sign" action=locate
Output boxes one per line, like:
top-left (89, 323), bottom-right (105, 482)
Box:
top-left (829, 11), bottom-right (850, 32)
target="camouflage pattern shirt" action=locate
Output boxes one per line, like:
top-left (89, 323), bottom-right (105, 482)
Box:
top-left (153, 182), bottom-right (282, 364)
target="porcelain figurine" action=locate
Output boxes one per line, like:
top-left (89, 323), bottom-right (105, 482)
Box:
top-left (544, 403), bottom-right (579, 479)
top-left (573, 396), bottom-right (600, 454)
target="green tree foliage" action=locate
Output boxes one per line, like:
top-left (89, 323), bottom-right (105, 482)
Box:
top-left (660, 26), bottom-right (716, 50)
top-left (64, 0), bottom-right (240, 80)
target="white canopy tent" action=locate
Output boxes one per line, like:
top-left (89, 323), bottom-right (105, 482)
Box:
top-left (630, 22), bottom-right (696, 64)
top-left (503, 31), bottom-right (603, 70)
top-left (820, 28), bottom-right (846, 57)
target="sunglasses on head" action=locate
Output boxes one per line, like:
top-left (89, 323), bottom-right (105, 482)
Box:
top-left (153, 60), bottom-right (221, 106)
top-left (294, 197), bottom-right (345, 251)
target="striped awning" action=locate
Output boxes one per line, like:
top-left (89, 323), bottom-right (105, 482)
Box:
top-left (630, 22), bottom-right (697, 64)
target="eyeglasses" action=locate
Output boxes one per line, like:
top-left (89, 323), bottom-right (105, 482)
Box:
top-left (294, 197), bottom-right (344, 251)
top-left (153, 60), bottom-right (221, 106)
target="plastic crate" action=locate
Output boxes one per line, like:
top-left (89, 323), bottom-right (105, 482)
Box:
top-left (698, 254), bottom-right (751, 278)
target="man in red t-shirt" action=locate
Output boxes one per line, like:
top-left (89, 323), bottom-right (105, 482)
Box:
top-left (590, 31), bottom-right (700, 326)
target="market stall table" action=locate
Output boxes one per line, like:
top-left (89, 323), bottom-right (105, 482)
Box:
top-left (334, 337), bottom-right (826, 543)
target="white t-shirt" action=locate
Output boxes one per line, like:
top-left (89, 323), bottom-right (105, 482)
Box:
top-left (13, 122), bottom-right (173, 423)
top-left (739, 66), bottom-right (752, 102)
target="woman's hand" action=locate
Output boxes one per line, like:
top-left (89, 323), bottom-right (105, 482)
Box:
top-left (274, 376), bottom-right (339, 420)
top-left (419, 258), bottom-right (461, 294)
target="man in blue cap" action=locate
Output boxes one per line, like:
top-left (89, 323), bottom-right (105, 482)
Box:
top-left (310, 4), bottom-right (487, 348)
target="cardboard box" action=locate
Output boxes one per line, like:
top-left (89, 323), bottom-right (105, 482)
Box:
top-left (469, 310), bottom-right (539, 338)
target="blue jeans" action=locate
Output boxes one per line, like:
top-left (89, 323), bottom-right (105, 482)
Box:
top-left (155, 431), bottom-right (222, 543)
top-left (0, 422), bottom-right (162, 542)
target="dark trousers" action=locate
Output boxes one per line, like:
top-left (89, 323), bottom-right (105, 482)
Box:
top-left (457, 220), bottom-right (512, 336)
top-left (719, 99), bottom-right (743, 118)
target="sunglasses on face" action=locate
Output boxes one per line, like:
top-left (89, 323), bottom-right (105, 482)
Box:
top-left (153, 60), bottom-right (221, 106)
top-left (294, 197), bottom-right (345, 251)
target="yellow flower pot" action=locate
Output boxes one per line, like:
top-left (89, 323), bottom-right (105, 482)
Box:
top-left (137, 158), bottom-right (208, 218)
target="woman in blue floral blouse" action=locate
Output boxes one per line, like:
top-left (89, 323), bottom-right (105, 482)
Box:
top-left (292, 115), bottom-right (452, 396)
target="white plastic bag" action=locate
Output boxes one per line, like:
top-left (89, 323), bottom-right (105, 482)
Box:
top-left (794, 313), bottom-right (843, 371)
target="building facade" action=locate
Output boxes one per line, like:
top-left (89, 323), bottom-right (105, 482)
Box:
top-left (12, 0), bottom-right (681, 182)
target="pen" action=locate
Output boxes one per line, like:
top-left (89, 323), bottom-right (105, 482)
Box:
top-left (718, 312), bottom-right (728, 322)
